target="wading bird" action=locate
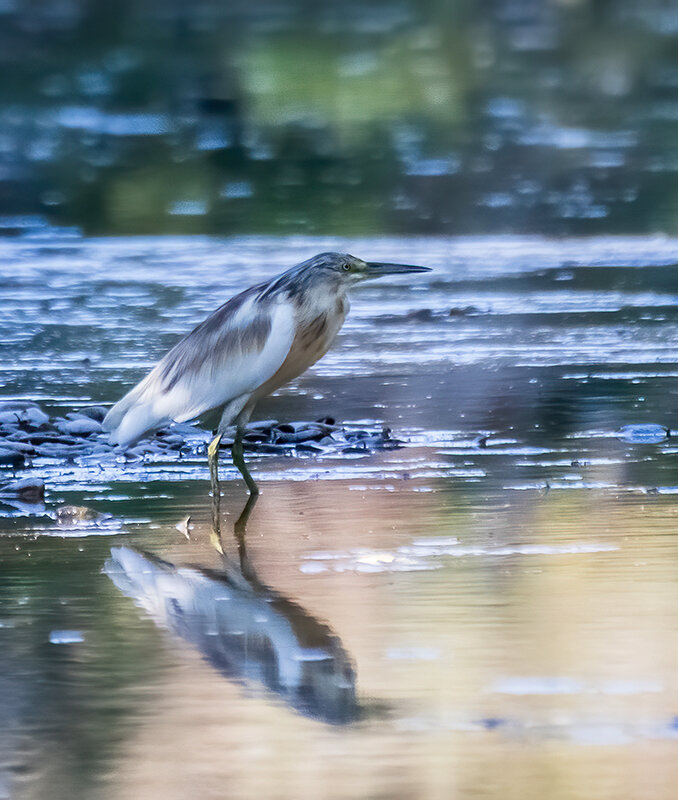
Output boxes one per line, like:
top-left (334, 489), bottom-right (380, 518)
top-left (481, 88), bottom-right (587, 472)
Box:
top-left (103, 252), bottom-right (430, 496)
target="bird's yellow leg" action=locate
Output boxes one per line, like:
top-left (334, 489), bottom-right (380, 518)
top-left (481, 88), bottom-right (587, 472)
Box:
top-left (208, 432), bottom-right (223, 500)
top-left (232, 428), bottom-right (259, 496)
top-left (209, 485), bottom-right (223, 554)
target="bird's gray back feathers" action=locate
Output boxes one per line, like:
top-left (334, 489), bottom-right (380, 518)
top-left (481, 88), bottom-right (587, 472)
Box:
top-left (103, 254), bottom-right (351, 447)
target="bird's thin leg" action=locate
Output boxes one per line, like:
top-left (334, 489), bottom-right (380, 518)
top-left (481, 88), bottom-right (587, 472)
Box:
top-left (208, 432), bottom-right (223, 499)
top-left (234, 492), bottom-right (258, 540)
top-left (209, 480), bottom-right (224, 554)
top-left (234, 492), bottom-right (259, 555)
top-left (232, 426), bottom-right (259, 496)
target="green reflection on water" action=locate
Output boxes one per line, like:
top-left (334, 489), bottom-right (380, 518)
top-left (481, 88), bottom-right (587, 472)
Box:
top-left (3, 0), bottom-right (678, 235)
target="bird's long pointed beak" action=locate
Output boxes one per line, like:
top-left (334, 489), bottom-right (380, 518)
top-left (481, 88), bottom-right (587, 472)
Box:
top-left (365, 262), bottom-right (431, 277)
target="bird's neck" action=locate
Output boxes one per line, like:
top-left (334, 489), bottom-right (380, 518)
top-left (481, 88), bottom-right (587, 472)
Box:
top-left (291, 283), bottom-right (350, 326)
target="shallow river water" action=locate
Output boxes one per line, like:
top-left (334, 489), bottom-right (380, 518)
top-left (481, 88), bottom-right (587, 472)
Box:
top-left (3, 234), bottom-right (678, 799)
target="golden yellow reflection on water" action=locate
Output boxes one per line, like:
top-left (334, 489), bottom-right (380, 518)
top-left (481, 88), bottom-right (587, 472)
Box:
top-left (99, 480), bottom-right (678, 800)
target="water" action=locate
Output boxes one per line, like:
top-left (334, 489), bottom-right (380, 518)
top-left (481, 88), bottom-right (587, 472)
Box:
top-left (5, 1), bottom-right (678, 237)
top-left (3, 235), bottom-right (678, 798)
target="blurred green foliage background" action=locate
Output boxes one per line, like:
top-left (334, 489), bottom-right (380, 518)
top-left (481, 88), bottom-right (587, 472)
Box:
top-left (3, 0), bottom-right (678, 235)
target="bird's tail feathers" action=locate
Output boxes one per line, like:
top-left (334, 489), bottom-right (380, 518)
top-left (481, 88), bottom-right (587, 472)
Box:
top-left (103, 386), bottom-right (169, 448)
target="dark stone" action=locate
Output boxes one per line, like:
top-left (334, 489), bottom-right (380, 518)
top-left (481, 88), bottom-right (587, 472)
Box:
top-left (79, 406), bottom-right (108, 422)
top-left (273, 423), bottom-right (327, 443)
top-left (296, 442), bottom-right (323, 452)
top-left (242, 442), bottom-right (281, 453)
top-left (25, 433), bottom-right (78, 446)
top-left (343, 444), bottom-right (368, 453)
top-left (449, 306), bottom-right (481, 316)
top-left (0, 449), bottom-right (25, 469)
top-left (0, 406), bottom-right (51, 430)
top-left (56, 417), bottom-right (103, 437)
top-left (247, 419), bottom-right (278, 432)
top-left (0, 411), bottom-right (22, 426)
top-left (0, 478), bottom-right (44, 501)
top-left (405, 308), bottom-right (435, 321)
top-left (158, 434), bottom-right (185, 448)
top-left (35, 443), bottom-right (80, 459)
top-left (0, 440), bottom-right (36, 455)
top-left (56, 505), bottom-right (101, 523)
top-left (243, 432), bottom-right (269, 443)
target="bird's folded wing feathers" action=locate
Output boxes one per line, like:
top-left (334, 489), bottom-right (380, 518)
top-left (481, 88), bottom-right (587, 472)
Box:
top-left (104, 297), bottom-right (295, 444)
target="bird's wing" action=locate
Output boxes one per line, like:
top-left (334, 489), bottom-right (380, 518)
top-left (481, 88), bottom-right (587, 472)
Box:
top-left (104, 294), bottom-right (295, 445)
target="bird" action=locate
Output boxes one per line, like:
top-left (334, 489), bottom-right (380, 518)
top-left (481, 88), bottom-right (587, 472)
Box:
top-left (103, 252), bottom-right (430, 496)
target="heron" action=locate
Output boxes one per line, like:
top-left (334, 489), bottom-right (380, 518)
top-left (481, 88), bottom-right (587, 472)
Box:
top-left (103, 252), bottom-right (430, 496)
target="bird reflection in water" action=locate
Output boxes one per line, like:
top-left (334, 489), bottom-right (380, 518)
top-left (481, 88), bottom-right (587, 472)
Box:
top-left (104, 494), bottom-right (358, 725)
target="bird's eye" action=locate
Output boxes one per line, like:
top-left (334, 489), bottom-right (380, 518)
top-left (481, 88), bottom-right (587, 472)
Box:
top-left (342, 263), bottom-right (351, 272)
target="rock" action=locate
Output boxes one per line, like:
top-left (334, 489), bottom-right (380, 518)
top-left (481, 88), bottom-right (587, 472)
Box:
top-left (242, 442), bottom-right (281, 454)
top-left (56, 417), bottom-right (102, 437)
top-left (616, 424), bottom-right (669, 444)
top-left (0, 440), bottom-right (35, 454)
top-left (449, 306), bottom-right (481, 317)
top-left (79, 406), bottom-right (108, 422)
top-left (125, 443), bottom-right (163, 459)
top-left (81, 443), bottom-right (113, 456)
top-left (169, 422), bottom-right (202, 438)
top-left (0, 448), bottom-right (25, 469)
top-left (20, 407), bottom-right (51, 429)
top-left (0, 406), bottom-right (50, 430)
top-left (25, 433), bottom-right (78, 446)
top-left (405, 308), bottom-right (435, 321)
top-left (34, 443), bottom-right (79, 459)
top-left (343, 443), bottom-right (368, 453)
top-left (0, 478), bottom-right (45, 501)
top-left (273, 422), bottom-right (332, 443)
top-left (4, 430), bottom-right (31, 441)
top-left (158, 434), bottom-right (185, 449)
top-left (56, 505), bottom-right (102, 524)
top-left (247, 419), bottom-right (279, 432)
top-left (242, 431), bottom-right (269, 443)
top-left (0, 407), bottom-right (403, 466)
top-left (296, 442), bottom-right (324, 452)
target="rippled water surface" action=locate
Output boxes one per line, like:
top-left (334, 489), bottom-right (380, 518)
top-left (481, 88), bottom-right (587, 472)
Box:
top-left (4, 235), bottom-right (678, 799)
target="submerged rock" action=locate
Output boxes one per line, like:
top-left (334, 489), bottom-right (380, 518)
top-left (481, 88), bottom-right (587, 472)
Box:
top-left (0, 448), bottom-right (26, 469)
top-left (56, 505), bottom-right (108, 525)
top-left (0, 399), bottom-right (406, 470)
top-left (78, 406), bottom-right (108, 422)
top-left (49, 630), bottom-right (84, 645)
top-left (0, 406), bottom-right (50, 430)
top-left (616, 424), bottom-right (669, 444)
top-left (157, 433), bottom-right (185, 449)
top-left (273, 421), bottom-right (334, 443)
top-left (0, 477), bottom-right (45, 501)
top-left (56, 417), bottom-right (103, 437)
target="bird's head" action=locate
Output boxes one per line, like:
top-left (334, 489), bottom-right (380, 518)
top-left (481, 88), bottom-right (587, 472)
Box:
top-left (305, 252), bottom-right (431, 286)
